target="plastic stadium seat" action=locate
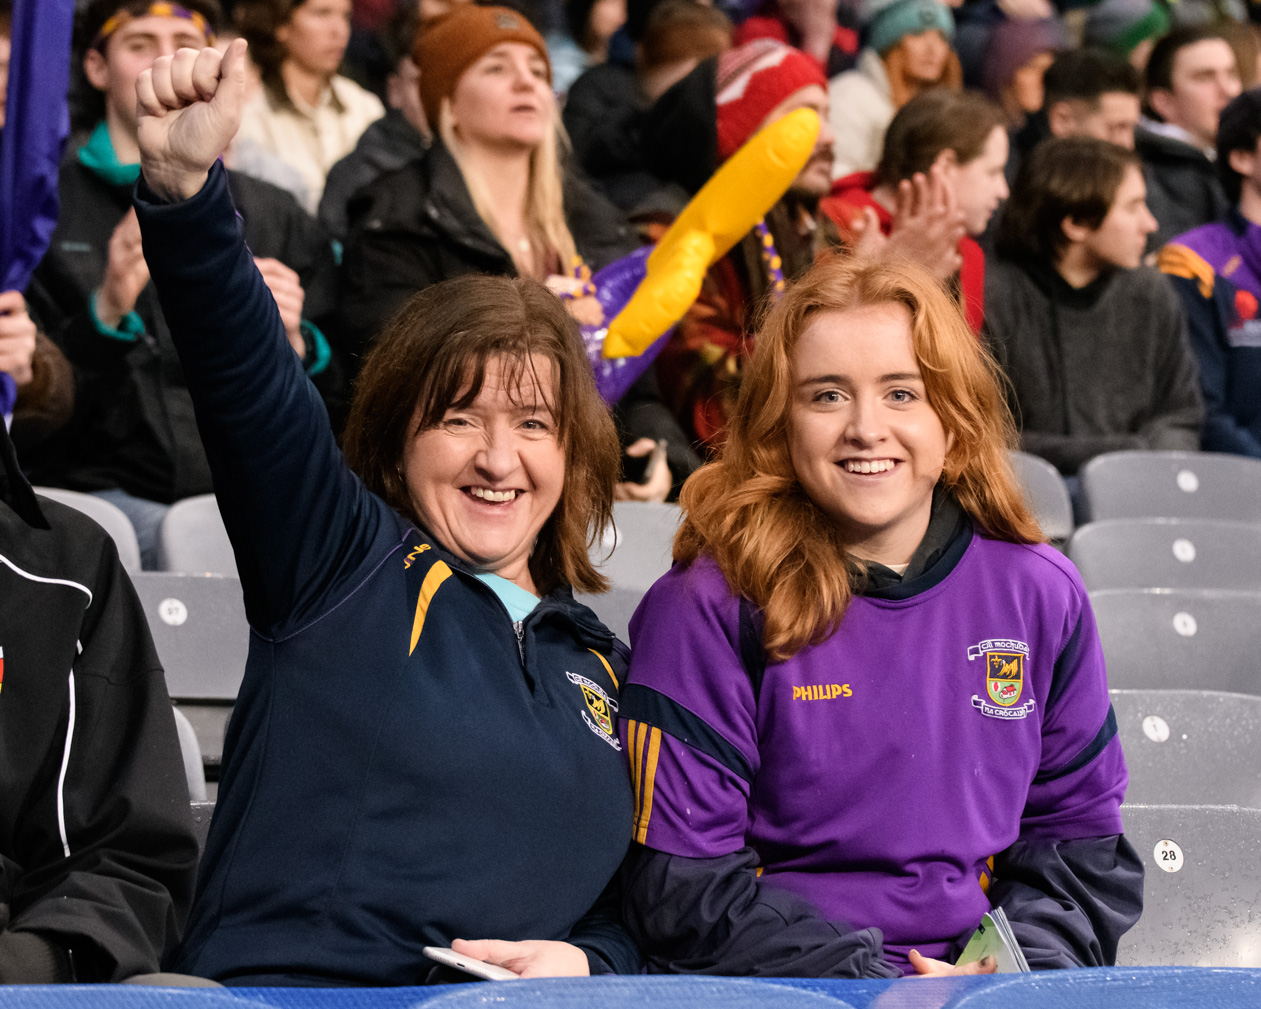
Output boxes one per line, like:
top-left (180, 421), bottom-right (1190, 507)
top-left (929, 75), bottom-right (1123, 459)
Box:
top-left (1079, 450), bottom-right (1261, 523)
top-left (1112, 689), bottom-right (1261, 807)
top-left (32, 487), bottom-right (142, 573)
top-left (597, 501), bottom-right (681, 589)
top-left (131, 572), bottom-right (248, 702)
top-left (577, 502), bottom-right (681, 640)
top-left (190, 800), bottom-right (214, 853)
top-left (1069, 519), bottom-right (1261, 592)
top-left (171, 706), bottom-right (208, 802)
top-left (1093, 589), bottom-right (1261, 694)
top-left (574, 585), bottom-right (648, 646)
top-left (176, 703), bottom-right (232, 774)
top-left (158, 494), bottom-right (236, 575)
top-left (1011, 451), bottom-right (1073, 544)
top-left (1117, 804), bottom-right (1261, 967)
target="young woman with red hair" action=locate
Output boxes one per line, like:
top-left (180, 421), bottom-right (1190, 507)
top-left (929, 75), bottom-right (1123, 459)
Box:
top-left (617, 254), bottom-right (1143, 977)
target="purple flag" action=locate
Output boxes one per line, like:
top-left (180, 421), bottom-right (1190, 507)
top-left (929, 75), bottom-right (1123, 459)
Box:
top-left (0, 0), bottom-right (75, 418)
top-left (580, 247), bottom-right (676, 405)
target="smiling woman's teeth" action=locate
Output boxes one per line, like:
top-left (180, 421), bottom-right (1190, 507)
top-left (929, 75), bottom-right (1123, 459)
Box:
top-left (844, 460), bottom-right (894, 474)
top-left (470, 487), bottom-right (518, 502)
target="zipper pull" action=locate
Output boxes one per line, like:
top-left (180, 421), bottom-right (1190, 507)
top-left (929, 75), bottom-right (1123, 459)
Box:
top-left (513, 620), bottom-right (525, 663)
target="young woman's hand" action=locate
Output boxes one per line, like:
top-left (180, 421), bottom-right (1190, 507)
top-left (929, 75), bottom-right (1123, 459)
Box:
top-left (614, 437), bottom-right (672, 502)
top-left (906, 948), bottom-right (998, 978)
top-left (136, 39), bottom-right (249, 202)
top-left (253, 257), bottom-right (307, 356)
top-left (884, 165), bottom-right (966, 282)
top-left (450, 938), bottom-right (591, 978)
top-left (0, 291), bottom-right (36, 387)
top-left (97, 209), bottom-right (151, 328)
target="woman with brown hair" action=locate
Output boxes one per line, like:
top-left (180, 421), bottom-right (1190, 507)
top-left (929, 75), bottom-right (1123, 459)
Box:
top-left (233, 0), bottom-right (384, 212)
top-left (130, 41), bottom-right (638, 985)
top-left (617, 254), bottom-right (1143, 976)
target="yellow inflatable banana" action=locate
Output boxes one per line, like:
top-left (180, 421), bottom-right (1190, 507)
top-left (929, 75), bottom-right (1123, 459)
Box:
top-left (601, 107), bottom-right (821, 359)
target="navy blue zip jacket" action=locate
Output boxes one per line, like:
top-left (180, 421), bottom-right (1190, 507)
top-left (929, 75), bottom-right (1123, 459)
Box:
top-left (134, 163), bottom-right (637, 985)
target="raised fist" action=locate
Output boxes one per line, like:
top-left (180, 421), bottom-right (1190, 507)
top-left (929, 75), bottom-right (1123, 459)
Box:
top-left (136, 39), bottom-right (249, 203)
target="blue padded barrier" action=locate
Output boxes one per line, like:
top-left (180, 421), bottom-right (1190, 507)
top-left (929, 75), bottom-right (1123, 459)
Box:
top-left (1, 970), bottom-right (1259, 1009)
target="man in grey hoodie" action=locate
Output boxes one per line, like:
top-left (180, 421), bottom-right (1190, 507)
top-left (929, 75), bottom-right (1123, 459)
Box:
top-left (984, 136), bottom-right (1203, 477)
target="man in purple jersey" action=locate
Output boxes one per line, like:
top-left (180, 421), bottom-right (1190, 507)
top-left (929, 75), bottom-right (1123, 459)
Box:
top-left (618, 254), bottom-right (1143, 976)
top-left (1158, 87), bottom-right (1261, 458)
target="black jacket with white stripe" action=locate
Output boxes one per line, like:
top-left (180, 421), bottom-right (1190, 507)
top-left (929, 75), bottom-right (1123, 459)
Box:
top-left (0, 425), bottom-right (199, 981)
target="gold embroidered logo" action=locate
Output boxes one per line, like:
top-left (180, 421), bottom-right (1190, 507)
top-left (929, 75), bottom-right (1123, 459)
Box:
top-left (566, 671), bottom-right (622, 750)
top-left (792, 683), bottom-right (851, 700)
top-left (403, 544), bottom-right (431, 568)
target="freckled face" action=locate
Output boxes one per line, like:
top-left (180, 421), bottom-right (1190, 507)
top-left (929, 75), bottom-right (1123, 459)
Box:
top-left (788, 303), bottom-right (950, 566)
top-left (404, 354), bottom-right (565, 592)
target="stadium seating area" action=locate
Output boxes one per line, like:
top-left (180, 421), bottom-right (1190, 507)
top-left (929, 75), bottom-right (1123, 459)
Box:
top-left (31, 448), bottom-right (1261, 970)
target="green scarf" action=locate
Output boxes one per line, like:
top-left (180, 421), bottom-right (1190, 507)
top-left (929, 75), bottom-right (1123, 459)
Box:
top-left (78, 121), bottom-right (141, 186)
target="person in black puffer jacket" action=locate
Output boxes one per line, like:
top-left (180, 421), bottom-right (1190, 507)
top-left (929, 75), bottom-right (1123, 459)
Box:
top-left (341, 4), bottom-right (634, 359)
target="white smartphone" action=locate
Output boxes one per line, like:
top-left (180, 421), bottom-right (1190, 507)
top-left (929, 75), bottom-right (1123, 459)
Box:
top-left (421, 946), bottom-right (520, 981)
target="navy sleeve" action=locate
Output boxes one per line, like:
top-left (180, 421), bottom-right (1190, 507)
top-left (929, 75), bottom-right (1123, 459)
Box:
top-left (622, 843), bottom-right (901, 978)
top-left (566, 876), bottom-right (642, 976)
top-left (1165, 270), bottom-right (1261, 456)
top-left (987, 834), bottom-right (1144, 969)
top-left (133, 163), bottom-right (393, 634)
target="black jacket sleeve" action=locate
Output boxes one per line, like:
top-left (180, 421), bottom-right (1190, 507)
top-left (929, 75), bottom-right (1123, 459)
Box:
top-left (566, 874), bottom-right (642, 975)
top-left (986, 834), bottom-right (1144, 970)
top-left (622, 843), bottom-right (902, 978)
top-left (3, 528), bottom-right (198, 981)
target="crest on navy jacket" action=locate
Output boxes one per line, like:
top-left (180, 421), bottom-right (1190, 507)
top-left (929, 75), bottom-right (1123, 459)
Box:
top-left (566, 671), bottom-right (621, 749)
top-left (968, 639), bottom-right (1036, 720)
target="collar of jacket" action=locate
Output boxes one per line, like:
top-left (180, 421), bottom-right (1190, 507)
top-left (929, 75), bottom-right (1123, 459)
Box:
top-left (417, 141), bottom-right (531, 268)
top-left (78, 121), bottom-right (141, 187)
top-left (1016, 252), bottom-right (1115, 310)
top-left (1135, 123), bottom-right (1213, 165)
top-left (0, 421), bottom-right (49, 530)
top-left (855, 485), bottom-right (971, 600)
top-left (406, 520), bottom-right (617, 647)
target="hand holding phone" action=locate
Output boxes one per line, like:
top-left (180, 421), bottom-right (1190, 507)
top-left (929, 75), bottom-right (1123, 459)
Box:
top-left (621, 438), bottom-right (667, 485)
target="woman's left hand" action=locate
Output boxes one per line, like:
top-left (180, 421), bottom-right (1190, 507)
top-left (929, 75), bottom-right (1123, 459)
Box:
top-left (906, 949), bottom-right (997, 978)
top-left (450, 938), bottom-right (591, 978)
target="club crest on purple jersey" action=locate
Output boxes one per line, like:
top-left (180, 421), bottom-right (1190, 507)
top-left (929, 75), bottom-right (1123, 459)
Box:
top-left (566, 671), bottom-right (622, 749)
top-left (967, 639), bottom-right (1036, 720)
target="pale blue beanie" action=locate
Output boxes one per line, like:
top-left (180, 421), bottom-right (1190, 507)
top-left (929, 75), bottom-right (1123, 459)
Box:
top-left (863, 0), bottom-right (955, 56)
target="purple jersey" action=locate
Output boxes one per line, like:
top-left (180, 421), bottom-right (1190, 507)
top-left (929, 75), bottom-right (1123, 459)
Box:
top-left (618, 533), bottom-right (1126, 973)
top-left (1170, 213), bottom-right (1261, 301)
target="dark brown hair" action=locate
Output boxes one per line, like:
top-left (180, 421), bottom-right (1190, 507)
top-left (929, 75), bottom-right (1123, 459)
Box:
top-left (875, 88), bottom-right (1005, 188)
top-left (343, 274), bottom-right (620, 596)
top-left (996, 136), bottom-right (1139, 264)
top-left (233, 0), bottom-right (308, 108)
top-left (638, 0), bottom-right (731, 71)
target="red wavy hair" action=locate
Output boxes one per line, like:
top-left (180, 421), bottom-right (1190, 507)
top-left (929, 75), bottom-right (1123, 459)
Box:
top-left (675, 254), bottom-right (1042, 661)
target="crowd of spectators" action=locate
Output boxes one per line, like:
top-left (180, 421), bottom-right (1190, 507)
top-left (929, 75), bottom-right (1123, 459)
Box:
top-left (1, 0), bottom-right (1260, 987)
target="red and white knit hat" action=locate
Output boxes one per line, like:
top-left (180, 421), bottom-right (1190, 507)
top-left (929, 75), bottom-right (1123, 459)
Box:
top-left (714, 39), bottom-right (828, 161)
